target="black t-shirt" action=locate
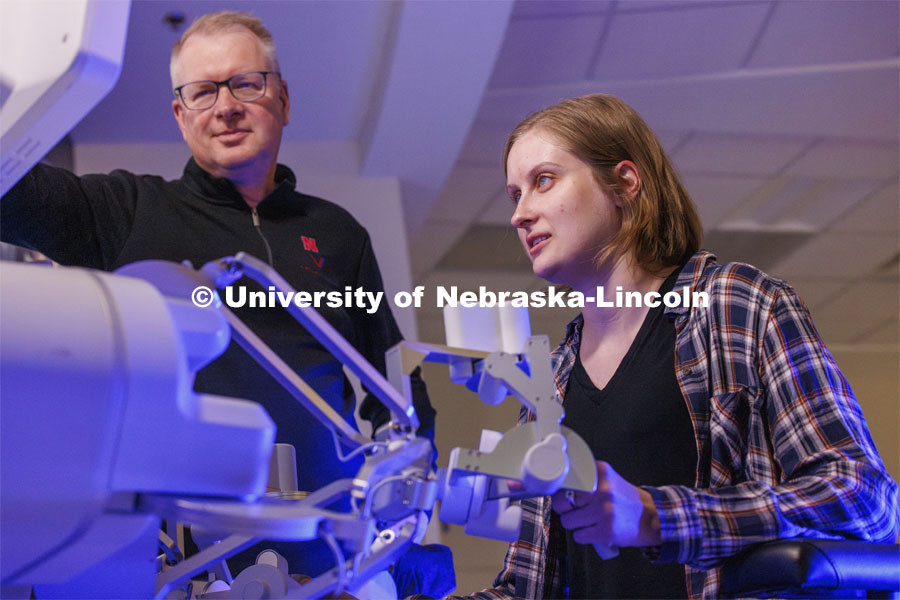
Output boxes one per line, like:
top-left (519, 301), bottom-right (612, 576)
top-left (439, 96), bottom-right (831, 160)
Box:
top-left (561, 269), bottom-right (697, 599)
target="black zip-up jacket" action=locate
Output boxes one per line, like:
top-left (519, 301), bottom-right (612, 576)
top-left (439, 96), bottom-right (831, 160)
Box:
top-left (1, 158), bottom-right (435, 498)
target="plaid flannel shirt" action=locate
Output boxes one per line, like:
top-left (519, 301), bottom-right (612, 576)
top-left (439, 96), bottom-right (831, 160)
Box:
top-left (454, 251), bottom-right (899, 600)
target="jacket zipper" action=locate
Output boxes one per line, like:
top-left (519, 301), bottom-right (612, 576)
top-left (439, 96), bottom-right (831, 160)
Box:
top-left (251, 208), bottom-right (274, 266)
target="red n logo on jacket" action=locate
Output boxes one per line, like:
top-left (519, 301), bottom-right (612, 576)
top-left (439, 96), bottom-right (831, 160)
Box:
top-left (301, 236), bottom-right (318, 252)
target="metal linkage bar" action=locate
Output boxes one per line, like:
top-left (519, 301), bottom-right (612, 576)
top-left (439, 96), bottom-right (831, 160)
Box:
top-left (221, 306), bottom-right (365, 449)
top-left (154, 533), bottom-right (258, 599)
top-left (232, 253), bottom-right (418, 432)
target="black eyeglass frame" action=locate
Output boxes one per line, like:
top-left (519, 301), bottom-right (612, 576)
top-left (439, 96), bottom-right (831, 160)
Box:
top-left (173, 71), bottom-right (281, 111)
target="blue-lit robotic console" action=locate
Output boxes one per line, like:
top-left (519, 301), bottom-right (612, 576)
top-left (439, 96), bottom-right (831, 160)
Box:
top-left (0, 2), bottom-right (598, 596)
top-left (3, 3), bottom-right (897, 599)
top-left (0, 260), bottom-right (275, 597)
top-left (0, 255), bottom-right (600, 599)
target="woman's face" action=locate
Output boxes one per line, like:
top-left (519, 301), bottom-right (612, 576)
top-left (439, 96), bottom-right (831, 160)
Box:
top-left (507, 128), bottom-right (623, 291)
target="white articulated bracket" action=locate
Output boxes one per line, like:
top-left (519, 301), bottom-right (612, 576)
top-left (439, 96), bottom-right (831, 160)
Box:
top-left (386, 340), bottom-right (489, 396)
top-left (445, 421), bottom-right (596, 495)
top-left (390, 334), bottom-right (600, 545)
top-left (477, 336), bottom-right (561, 439)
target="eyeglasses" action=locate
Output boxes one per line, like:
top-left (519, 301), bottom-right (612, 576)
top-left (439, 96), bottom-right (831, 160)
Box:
top-left (174, 71), bottom-right (280, 111)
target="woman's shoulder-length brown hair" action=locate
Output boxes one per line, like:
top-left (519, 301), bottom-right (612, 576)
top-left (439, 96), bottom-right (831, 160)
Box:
top-left (504, 94), bottom-right (703, 273)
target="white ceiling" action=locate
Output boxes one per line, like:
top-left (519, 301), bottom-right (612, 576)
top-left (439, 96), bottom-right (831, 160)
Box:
top-left (412, 0), bottom-right (900, 347)
top-left (66, 0), bottom-right (899, 350)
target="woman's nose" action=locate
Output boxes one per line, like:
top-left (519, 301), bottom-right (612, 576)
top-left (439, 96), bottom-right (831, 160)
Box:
top-left (510, 193), bottom-right (534, 228)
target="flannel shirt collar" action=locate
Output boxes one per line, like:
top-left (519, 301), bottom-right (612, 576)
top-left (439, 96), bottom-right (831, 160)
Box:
top-left (559, 249), bottom-right (717, 340)
top-left (664, 250), bottom-right (717, 320)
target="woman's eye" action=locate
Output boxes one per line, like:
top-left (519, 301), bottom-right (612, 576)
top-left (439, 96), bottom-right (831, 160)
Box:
top-left (510, 190), bottom-right (521, 204)
top-left (537, 174), bottom-right (551, 188)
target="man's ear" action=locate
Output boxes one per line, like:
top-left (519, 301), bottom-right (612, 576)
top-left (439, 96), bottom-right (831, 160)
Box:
top-left (613, 160), bottom-right (641, 206)
top-left (279, 79), bottom-right (290, 126)
top-left (172, 99), bottom-right (187, 140)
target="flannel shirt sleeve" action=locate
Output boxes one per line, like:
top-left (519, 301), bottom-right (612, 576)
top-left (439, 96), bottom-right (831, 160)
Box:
top-left (446, 495), bottom-right (554, 600)
top-left (442, 523), bottom-right (522, 600)
top-left (444, 534), bottom-right (522, 599)
top-left (646, 279), bottom-right (899, 570)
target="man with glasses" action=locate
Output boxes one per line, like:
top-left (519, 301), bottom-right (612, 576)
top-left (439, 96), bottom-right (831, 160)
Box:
top-left (169, 14), bottom-right (289, 209)
top-left (1, 10), bottom-right (438, 585)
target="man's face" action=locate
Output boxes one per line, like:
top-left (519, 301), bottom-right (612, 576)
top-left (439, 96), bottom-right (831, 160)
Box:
top-left (172, 29), bottom-right (290, 184)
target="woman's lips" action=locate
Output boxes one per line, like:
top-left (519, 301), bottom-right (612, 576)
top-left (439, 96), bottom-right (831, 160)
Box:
top-left (528, 235), bottom-right (550, 257)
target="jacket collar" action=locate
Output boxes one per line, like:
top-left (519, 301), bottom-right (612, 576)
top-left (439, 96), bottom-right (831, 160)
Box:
top-left (181, 157), bottom-right (297, 210)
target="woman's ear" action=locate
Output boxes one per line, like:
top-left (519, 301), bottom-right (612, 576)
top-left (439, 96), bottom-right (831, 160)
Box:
top-left (613, 161), bottom-right (641, 205)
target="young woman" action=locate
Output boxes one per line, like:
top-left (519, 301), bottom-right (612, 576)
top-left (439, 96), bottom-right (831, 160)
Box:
top-left (470, 94), bottom-right (898, 599)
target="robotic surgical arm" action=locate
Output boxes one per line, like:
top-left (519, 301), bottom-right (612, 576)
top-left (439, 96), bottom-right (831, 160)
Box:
top-left (0, 254), bottom-right (606, 600)
top-left (386, 334), bottom-right (613, 557)
top-left (140, 253), bottom-right (610, 598)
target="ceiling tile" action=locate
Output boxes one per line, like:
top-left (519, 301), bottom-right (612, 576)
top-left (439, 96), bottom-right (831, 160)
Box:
top-left (275, 1), bottom-right (394, 141)
top-left (811, 281), bottom-right (900, 344)
top-left (816, 317), bottom-right (885, 346)
top-left (409, 220), bottom-right (470, 277)
top-left (617, 1), bottom-right (739, 10)
top-left (477, 189), bottom-right (517, 226)
top-left (681, 174), bottom-right (765, 228)
top-left (480, 67), bottom-right (899, 141)
top-left (655, 130), bottom-right (691, 154)
top-left (712, 176), bottom-right (885, 233)
top-left (872, 251), bottom-right (899, 279)
top-left (435, 224), bottom-right (533, 272)
top-left (488, 15), bottom-right (607, 88)
top-left (835, 181), bottom-right (900, 233)
top-left (511, 0), bottom-right (614, 19)
top-left (672, 133), bottom-right (810, 176)
top-left (71, 0), bottom-right (392, 143)
top-left (591, 3), bottom-right (770, 80)
top-left (702, 230), bottom-right (814, 274)
top-left (718, 176), bottom-right (815, 230)
top-left (785, 140), bottom-right (900, 180)
top-left (776, 179), bottom-right (886, 231)
top-left (769, 232), bottom-right (899, 280)
top-left (457, 122), bottom-right (512, 167)
top-left (861, 319), bottom-right (900, 345)
top-left (746, 1), bottom-right (900, 68)
top-left (430, 165), bottom-right (507, 221)
top-left (784, 278), bottom-right (851, 314)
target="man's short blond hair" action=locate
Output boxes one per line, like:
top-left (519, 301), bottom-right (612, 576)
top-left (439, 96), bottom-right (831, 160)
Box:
top-left (170, 11), bottom-right (279, 87)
